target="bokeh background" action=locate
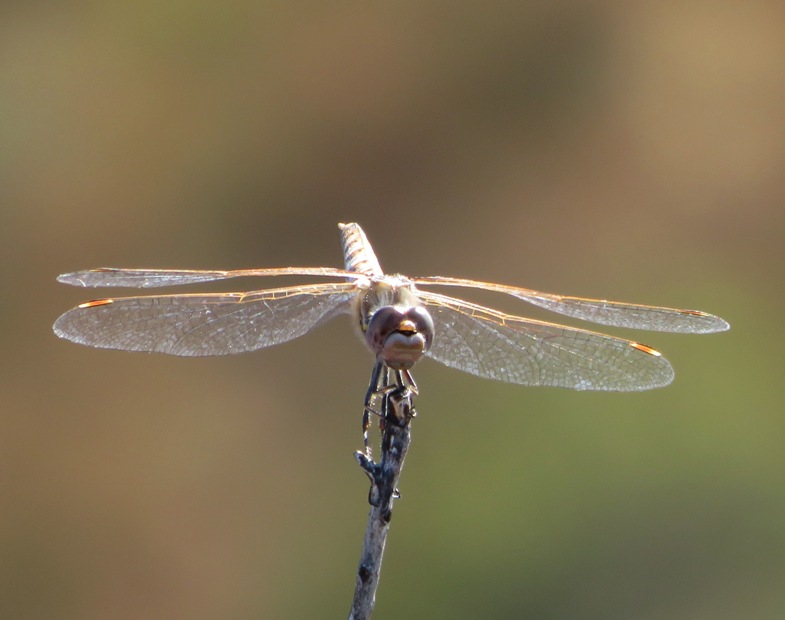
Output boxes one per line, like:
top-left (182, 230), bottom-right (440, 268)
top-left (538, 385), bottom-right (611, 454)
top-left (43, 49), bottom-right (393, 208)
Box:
top-left (2, 2), bottom-right (783, 619)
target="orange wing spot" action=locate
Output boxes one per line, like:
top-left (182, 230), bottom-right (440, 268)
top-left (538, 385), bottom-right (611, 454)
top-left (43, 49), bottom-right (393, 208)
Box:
top-left (78, 299), bottom-right (114, 309)
top-left (630, 342), bottom-right (662, 357)
top-left (680, 309), bottom-right (707, 317)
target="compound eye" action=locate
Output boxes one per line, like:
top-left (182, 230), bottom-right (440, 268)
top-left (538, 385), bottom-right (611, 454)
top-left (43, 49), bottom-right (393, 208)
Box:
top-left (406, 306), bottom-right (435, 350)
top-left (365, 306), bottom-right (406, 356)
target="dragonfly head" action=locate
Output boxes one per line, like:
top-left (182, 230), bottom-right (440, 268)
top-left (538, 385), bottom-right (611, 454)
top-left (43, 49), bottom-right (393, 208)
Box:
top-left (365, 305), bottom-right (434, 370)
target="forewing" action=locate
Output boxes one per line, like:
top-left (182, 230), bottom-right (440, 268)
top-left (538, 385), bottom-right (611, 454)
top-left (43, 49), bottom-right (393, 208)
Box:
top-left (57, 267), bottom-right (358, 288)
top-left (414, 276), bottom-right (729, 334)
top-left (420, 291), bottom-right (674, 391)
top-left (53, 283), bottom-right (356, 356)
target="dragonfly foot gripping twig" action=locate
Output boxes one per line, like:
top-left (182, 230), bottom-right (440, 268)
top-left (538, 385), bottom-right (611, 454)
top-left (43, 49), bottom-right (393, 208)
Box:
top-left (349, 367), bottom-right (416, 620)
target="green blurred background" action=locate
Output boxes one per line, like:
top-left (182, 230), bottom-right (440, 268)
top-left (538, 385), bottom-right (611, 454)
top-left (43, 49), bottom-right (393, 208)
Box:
top-left (2, 2), bottom-right (783, 618)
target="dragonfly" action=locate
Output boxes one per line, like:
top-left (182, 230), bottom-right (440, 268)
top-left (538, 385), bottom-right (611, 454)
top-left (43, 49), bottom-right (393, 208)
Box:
top-left (54, 222), bottom-right (729, 401)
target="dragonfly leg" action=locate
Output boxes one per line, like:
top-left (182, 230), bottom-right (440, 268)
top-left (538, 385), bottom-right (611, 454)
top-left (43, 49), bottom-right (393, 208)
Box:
top-left (362, 360), bottom-right (385, 456)
top-left (356, 363), bottom-right (418, 507)
top-left (355, 380), bottom-right (415, 508)
top-left (379, 381), bottom-right (416, 506)
top-left (401, 369), bottom-right (418, 396)
top-left (383, 373), bottom-right (417, 429)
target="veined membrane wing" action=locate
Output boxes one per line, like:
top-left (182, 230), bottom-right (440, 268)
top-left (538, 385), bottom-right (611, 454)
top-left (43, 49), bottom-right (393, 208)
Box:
top-left (420, 290), bottom-right (675, 391)
top-left (414, 276), bottom-right (729, 334)
top-left (53, 282), bottom-right (357, 356)
top-left (57, 266), bottom-right (359, 288)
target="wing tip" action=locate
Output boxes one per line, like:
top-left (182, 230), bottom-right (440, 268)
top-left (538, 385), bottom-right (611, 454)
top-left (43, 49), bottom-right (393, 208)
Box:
top-left (57, 271), bottom-right (89, 286)
top-left (52, 316), bottom-right (77, 343)
top-left (680, 310), bottom-right (730, 334)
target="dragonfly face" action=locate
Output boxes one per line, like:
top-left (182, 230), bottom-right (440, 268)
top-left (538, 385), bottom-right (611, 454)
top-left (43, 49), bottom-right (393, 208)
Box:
top-left (358, 280), bottom-right (435, 370)
top-left (53, 222), bottom-right (729, 391)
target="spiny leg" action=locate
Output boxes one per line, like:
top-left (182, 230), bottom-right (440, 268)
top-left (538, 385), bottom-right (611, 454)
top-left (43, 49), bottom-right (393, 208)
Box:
top-left (362, 365), bottom-right (418, 458)
top-left (362, 360), bottom-right (387, 456)
top-left (401, 369), bottom-right (418, 396)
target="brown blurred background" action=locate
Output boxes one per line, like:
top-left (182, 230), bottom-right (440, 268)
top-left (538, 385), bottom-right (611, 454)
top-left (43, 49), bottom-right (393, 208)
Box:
top-left (2, 2), bottom-right (783, 619)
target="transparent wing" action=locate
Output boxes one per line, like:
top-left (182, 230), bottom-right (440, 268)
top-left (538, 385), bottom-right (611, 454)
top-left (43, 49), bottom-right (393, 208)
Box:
top-left (53, 283), bottom-right (357, 356)
top-left (414, 276), bottom-right (729, 334)
top-left (57, 266), bottom-right (360, 288)
top-left (420, 291), bottom-right (674, 391)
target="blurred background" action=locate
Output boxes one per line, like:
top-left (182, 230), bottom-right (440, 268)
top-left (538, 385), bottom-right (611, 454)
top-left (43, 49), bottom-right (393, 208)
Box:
top-left (1, 2), bottom-right (783, 618)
